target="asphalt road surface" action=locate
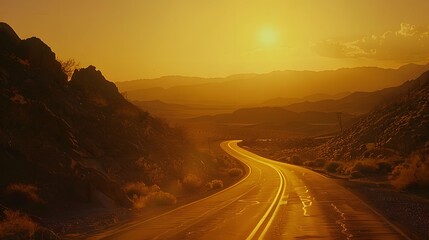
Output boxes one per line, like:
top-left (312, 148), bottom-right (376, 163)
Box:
top-left (89, 140), bottom-right (409, 240)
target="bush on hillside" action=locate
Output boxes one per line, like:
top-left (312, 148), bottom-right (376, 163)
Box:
top-left (123, 182), bottom-right (149, 199)
top-left (206, 180), bottom-right (224, 190)
top-left (304, 158), bottom-right (325, 168)
top-left (325, 161), bottom-right (341, 173)
top-left (0, 210), bottom-right (38, 239)
top-left (289, 155), bottom-right (304, 165)
top-left (144, 191), bottom-right (177, 207)
top-left (390, 152), bottom-right (429, 190)
top-left (228, 168), bottom-right (243, 177)
top-left (182, 174), bottom-right (203, 192)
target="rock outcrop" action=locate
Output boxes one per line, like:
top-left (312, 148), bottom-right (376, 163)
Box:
top-left (0, 22), bottom-right (195, 210)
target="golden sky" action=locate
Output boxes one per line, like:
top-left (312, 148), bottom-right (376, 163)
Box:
top-left (1, 0), bottom-right (429, 81)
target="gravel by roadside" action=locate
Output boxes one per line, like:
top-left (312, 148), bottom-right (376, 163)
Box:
top-left (338, 180), bottom-right (429, 240)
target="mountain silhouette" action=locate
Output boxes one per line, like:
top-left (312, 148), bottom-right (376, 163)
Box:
top-left (283, 71), bottom-right (429, 115)
top-left (0, 23), bottom-right (198, 210)
top-left (117, 64), bottom-right (429, 105)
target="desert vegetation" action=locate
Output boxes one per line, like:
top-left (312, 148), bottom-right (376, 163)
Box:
top-left (0, 210), bottom-right (38, 239)
top-left (206, 179), bottom-right (224, 190)
top-left (390, 151), bottom-right (429, 190)
top-left (324, 161), bottom-right (341, 173)
top-left (228, 168), bottom-right (243, 177)
top-left (143, 191), bottom-right (177, 207)
top-left (4, 184), bottom-right (44, 205)
top-left (241, 136), bottom-right (429, 193)
top-left (123, 182), bottom-right (176, 209)
top-left (182, 174), bottom-right (203, 192)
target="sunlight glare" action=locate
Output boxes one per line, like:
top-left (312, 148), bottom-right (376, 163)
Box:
top-left (259, 27), bottom-right (278, 46)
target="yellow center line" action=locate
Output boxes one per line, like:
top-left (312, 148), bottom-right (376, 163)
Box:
top-left (226, 141), bottom-right (286, 240)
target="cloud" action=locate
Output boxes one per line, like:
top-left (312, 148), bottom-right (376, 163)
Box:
top-left (313, 23), bottom-right (429, 62)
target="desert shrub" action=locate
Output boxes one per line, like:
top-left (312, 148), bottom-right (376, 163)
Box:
top-left (182, 174), bottom-right (203, 192)
top-left (345, 159), bottom-right (395, 177)
top-left (150, 184), bottom-right (161, 193)
top-left (228, 168), bottom-right (243, 177)
top-left (123, 182), bottom-right (149, 199)
top-left (0, 210), bottom-right (38, 239)
top-left (350, 161), bottom-right (378, 176)
top-left (304, 158), bottom-right (325, 168)
top-left (144, 191), bottom-right (177, 207)
top-left (289, 155), bottom-right (304, 165)
top-left (377, 161), bottom-right (393, 174)
top-left (390, 153), bottom-right (429, 190)
top-left (363, 147), bottom-right (399, 159)
top-left (325, 161), bottom-right (341, 173)
top-left (4, 183), bottom-right (44, 204)
top-left (131, 197), bottom-right (146, 209)
top-left (127, 184), bottom-right (177, 209)
top-left (216, 155), bottom-right (238, 169)
top-left (350, 171), bottom-right (365, 179)
top-left (206, 180), bottom-right (224, 190)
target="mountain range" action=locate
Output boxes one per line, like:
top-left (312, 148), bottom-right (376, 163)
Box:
top-left (283, 75), bottom-right (426, 115)
top-left (117, 64), bottom-right (429, 106)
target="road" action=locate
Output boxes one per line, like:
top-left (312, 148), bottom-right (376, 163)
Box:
top-left (89, 140), bottom-right (409, 240)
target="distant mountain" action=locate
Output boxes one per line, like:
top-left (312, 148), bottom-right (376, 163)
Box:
top-left (284, 74), bottom-right (426, 115)
top-left (0, 23), bottom-right (202, 210)
top-left (188, 107), bottom-right (356, 136)
top-left (262, 92), bottom-right (351, 106)
top-left (116, 73), bottom-right (258, 91)
top-left (134, 100), bottom-right (191, 111)
top-left (117, 64), bottom-right (429, 105)
top-left (133, 100), bottom-right (240, 120)
top-left (319, 70), bottom-right (429, 160)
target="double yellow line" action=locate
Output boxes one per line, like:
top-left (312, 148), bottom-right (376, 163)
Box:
top-left (226, 141), bottom-right (287, 240)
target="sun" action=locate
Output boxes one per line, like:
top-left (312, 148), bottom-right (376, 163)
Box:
top-left (259, 27), bottom-right (278, 46)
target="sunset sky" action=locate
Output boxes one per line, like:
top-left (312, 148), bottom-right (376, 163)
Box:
top-left (1, 0), bottom-right (429, 81)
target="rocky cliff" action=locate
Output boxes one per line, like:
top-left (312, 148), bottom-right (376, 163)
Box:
top-left (0, 22), bottom-right (198, 210)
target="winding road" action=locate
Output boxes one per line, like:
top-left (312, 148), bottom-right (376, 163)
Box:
top-left (90, 140), bottom-right (409, 240)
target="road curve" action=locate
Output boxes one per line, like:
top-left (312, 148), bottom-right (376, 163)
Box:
top-left (89, 140), bottom-right (409, 240)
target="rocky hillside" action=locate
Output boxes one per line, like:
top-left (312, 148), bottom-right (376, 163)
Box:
top-left (0, 22), bottom-right (202, 210)
top-left (319, 71), bottom-right (429, 160)
top-left (283, 75), bottom-right (428, 115)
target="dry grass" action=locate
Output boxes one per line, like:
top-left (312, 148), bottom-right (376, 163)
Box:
top-left (349, 160), bottom-right (379, 175)
top-left (5, 183), bottom-right (44, 204)
top-left (123, 182), bottom-right (149, 199)
top-left (124, 182), bottom-right (176, 208)
top-left (325, 161), bottom-right (341, 173)
top-left (0, 210), bottom-right (38, 239)
top-left (182, 174), bottom-right (203, 192)
top-left (303, 158), bottom-right (325, 168)
top-left (344, 158), bottom-right (394, 178)
top-left (390, 152), bottom-right (429, 190)
top-left (132, 191), bottom-right (177, 208)
top-left (289, 155), bottom-right (305, 165)
top-left (228, 168), bottom-right (243, 177)
top-left (206, 179), bottom-right (224, 190)
top-left (144, 191), bottom-right (177, 207)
